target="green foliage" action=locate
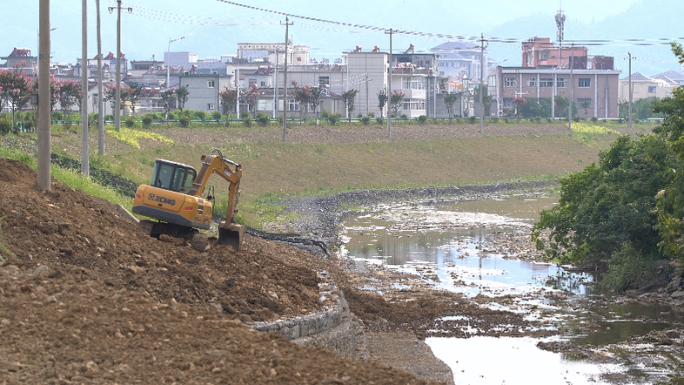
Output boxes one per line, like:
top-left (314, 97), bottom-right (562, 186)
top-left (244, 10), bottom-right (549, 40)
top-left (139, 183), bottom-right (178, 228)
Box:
top-left (590, 116), bottom-right (598, 123)
top-left (142, 114), bottom-right (153, 128)
top-left (256, 113), bottom-right (269, 126)
top-left (240, 111), bottom-right (250, 119)
top-left (194, 110), bottom-right (207, 120)
top-left (243, 116), bottom-right (252, 127)
top-left (212, 111), bottom-right (222, 120)
top-left (361, 116), bottom-right (370, 125)
top-left (598, 243), bottom-right (656, 291)
top-left (52, 111), bottom-right (64, 121)
top-left (178, 116), bottom-right (190, 128)
top-left (327, 113), bottom-right (341, 125)
top-left (491, 117), bottom-right (499, 123)
top-left (0, 118), bottom-right (10, 135)
top-left (376, 117), bottom-right (384, 125)
top-left (468, 116), bottom-right (476, 124)
top-left (125, 117), bottom-right (135, 128)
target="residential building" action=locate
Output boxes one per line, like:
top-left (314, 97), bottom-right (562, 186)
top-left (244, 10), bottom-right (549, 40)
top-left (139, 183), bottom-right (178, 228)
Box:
top-left (237, 43), bottom-right (310, 65)
top-left (178, 73), bottom-right (232, 113)
top-left (431, 41), bottom-right (486, 80)
top-left (619, 72), bottom-right (674, 102)
top-left (0, 47), bottom-right (37, 71)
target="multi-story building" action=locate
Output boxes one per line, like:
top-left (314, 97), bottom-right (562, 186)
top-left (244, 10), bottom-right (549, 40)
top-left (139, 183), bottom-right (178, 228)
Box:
top-left (497, 38), bottom-right (621, 119)
top-left (0, 48), bottom-right (37, 71)
top-left (178, 73), bottom-right (232, 113)
top-left (619, 72), bottom-right (674, 102)
top-left (431, 41), bottom-right (485, 80)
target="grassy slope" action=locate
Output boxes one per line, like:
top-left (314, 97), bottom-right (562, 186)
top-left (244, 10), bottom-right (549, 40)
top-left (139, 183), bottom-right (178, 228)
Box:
top-left (10, 120), bottom-right (649, 226)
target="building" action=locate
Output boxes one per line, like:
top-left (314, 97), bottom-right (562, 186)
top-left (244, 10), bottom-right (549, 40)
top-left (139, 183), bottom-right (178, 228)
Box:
top-left (619, 72), bottom-right (674, 102)
top-left (237, 43), bottom-right (310, 65)
top-left (497, 38), bottom-right (621, 119)
top-left (0, 48), bottom-right (37, 71)
top-left (178, 73), bottom-right (232, 113)
top-left (431, 41), bottom-right (486, 80)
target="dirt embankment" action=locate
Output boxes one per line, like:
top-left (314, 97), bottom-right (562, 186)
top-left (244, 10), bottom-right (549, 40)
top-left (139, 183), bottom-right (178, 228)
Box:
top-left (0, 158), bottom-right (445, 384)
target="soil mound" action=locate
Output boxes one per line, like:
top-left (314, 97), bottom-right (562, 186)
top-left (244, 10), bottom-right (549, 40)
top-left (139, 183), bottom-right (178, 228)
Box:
top-left (0, 158), bottom-right (441, 384)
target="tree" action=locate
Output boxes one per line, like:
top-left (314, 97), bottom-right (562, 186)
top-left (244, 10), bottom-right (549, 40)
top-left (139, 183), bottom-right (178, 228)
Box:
top-left (58, 80), bottom-right (81, 122)
top-left (342, 89), bottom-right (358, 121)
top-left (377, 88), bottom-right (388, 118)
top-left (291, 80), bottom-right (311, 121)
top-left (160, 90), bottom-right (176, 127)
top-left (308, 86), bottom-right (324, 122)
top-left (175, 84), bottom-right (190, 112)
top-left (390, 90), bottom-right (404, 117)
top-left (219, 87), bottom-right (237, 123)
top-left (443, 93), bottom-right (458, 121)
top-left (512, 96), bottom-right (526, 121)
top-left (242, 84), bottom-right (260, 118)
top-left (104, 85), bottom-right (127, 116)
top-left (0, 69), bottom-right (35, 130)
top-left (125, 83), bottom-right (143, 116)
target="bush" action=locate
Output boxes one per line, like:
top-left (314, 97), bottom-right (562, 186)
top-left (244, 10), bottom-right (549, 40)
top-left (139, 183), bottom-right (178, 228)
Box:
top-left (125, 117), bottom-right (135, 128)
top-left (469, 116), bottom-right (476, 124)
top-left (401, 114), bottom-right (408, 119)
top-left (327, 113), bottom-right (341, 125)
top-left (105, 114), bottom-right (113, 122)
top-left (367, 112), bottom-right (375, 118)
top-left (320, 110), bottom-right (330, 119)
top-left (599, 243), bottom-right (656, 291)
top-left (243, 116), bottom-right (252, 127)
top-left (52, 111), bottom-right (64, 121)
top-left (240, 111), bottom-right (250, 119)
top-left (179, 116), bottom-right (190, 128)
top-left (418, 115), bottom-right (427, 124)
top-left (618, 117), bottom-right (623, 124)
top-left (361, 116), bottom-right (370, 125)
top-left (491, 117), bottom-right (499, 123)
top-left (573, 116), bottom-right (581, 122)
top-left (256, 113), bottom-right (269, 126)
top-left (0, 119), bottom-right (11, 135)
top-left (546, 118), bottom-right (552, 123)
top-left (142, 115), bottom-right (153, 128)
top-left (194, 111), bottom-right (207, 120)
top-left (376, 117), bottom-right (384, 125)
top-left (212, 111), bottom-right (222, 120)
top-left (503, 118), bottom-right (509, 124)
top-left (591, 116), bottom-right (598, 123)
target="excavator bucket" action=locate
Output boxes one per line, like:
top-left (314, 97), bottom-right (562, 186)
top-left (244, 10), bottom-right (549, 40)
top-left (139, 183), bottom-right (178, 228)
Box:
top-left (218, 221), bottom-right (244, 251)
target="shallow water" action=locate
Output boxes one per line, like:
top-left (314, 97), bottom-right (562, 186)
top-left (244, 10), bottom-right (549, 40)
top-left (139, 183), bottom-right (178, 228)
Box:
top-left (340, 196), bottom-right (682, 383)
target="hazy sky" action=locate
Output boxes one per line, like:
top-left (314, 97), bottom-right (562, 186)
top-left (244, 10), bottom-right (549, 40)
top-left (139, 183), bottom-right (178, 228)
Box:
top-left (0, 0), bottom-right (652, 63)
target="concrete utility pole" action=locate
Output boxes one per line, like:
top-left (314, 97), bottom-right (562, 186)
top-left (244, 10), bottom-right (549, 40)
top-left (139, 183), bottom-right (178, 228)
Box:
top-left (569, 43), bottom-right (574, 131)
top-left (96, 0), bottom-right (104, 155)
top-left (385, 28), bottom-right (394, 139)
top-left (478, 33), bottom-right (488, 134)
top-left (81, 0), bottom-right (89, 176)
top-left (281, 17), bottom-right (293, 142)
top-left (38, 0), bottom-right (51, 190)
top-left (109, 1), bottom-right (132, 132)
top-left (627, 51), bottom-right (635, 129)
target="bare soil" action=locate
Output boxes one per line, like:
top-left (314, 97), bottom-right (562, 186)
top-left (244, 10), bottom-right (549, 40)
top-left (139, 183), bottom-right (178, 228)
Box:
top-left (0, 158), bottom-right (449, 384)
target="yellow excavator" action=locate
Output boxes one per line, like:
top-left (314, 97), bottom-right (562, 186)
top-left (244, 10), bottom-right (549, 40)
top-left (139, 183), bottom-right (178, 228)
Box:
top-left (132, 149), bottom-right (244, 250)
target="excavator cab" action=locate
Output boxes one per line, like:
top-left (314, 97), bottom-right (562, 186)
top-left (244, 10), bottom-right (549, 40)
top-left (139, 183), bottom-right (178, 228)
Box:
top-left (150, 160), bottom-right (197, 194)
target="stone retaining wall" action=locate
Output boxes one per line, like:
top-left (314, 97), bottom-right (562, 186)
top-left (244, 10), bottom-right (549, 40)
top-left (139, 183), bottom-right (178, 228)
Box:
top-left (248, 271), bottom-right (360, 358)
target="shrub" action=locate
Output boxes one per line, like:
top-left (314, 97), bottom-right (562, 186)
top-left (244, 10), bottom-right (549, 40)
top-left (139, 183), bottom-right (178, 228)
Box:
top-left (194, 111), bottom-right (207, 120)
top-left (0, 119), bottom-right (11, 135)
top-left (320, 110), bottom-right (330, 119)
top-left (491, 117), bottom-right (499, 123)
top-left (243, 116), bottom-right (252, 127)
top-left (212, 111), bottom-right (222, 120)
top-left (573, 116), bottom-right (581, 122)
top-left (361, 116), bottom-right (370, 125)
top-left (105, 114), bottom-right (113, 122)
top-left (503, 117), bottom-right (510, 124)
top-left (401, 114), bottom-right (408, 119)
top-left (327, 113), bottom-right (341, 125)
top-left (590, 116), bottom-right (598, 123)
top-left (418, 115), bottom-right (427, 124)
top-left (599, 243), bottom-right (656, 291)
top-left (367, 112), bottom-right (375, 118)
top-left (376, 117), bottom-right (384, 125)
top-left (52, 111), bottom-right (64, 121)
top-left (125, 117), bottom-right (135, 128)
top-left (179, 116), bottom-right (190, 128)
top-left (469, 116), bottom-right (476, 124)
top-left (240, 111), bottom-right (250, 119)
top-left (142, 115), bottom-right (153, 128)
top-left (618, 117), bottom-right (623, 124)
top-left (256, 113), bottom-right (269, 126)
top-left (546, 118), bottom-right (553, 123)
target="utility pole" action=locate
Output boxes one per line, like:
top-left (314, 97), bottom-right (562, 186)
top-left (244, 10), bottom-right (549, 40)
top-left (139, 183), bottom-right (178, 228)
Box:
top-left (273, 47), bottom-right (278, 119)
top-left (81, 0), bottom-right (89, 176)
top-left (281, 17), bottom-right (293, 142)
top-left (38, 0), bottom-right (51, 190)
top-left (478, 33), bottom-right (488, 134)
top-left (385, 28), bottom-right (394, 139)
top-left (108, 1), bottom-right (132, 132)
top-left (96, 0), bottom-right (104, 155)
top-left (569, 43), bottom-right (574, 131)
top-left (627, 51), bottom-right (636, 129)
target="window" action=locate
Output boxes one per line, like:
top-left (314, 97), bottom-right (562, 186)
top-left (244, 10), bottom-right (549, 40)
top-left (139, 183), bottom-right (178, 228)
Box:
top-left (557, 78), bottom-right (567, 88)
top-left (248, 79), bottom-right (256, 87)
top-left (526, 77), bottom-right (536, 87)
top-left (288, 99), bottom-right (300, 111)
top-left (504, 77), bottom-right (517, 87)
top-left (539, 78), bottom-right (554, 87)
top-left (207, 103), bottom-right (215, 110)
top-left (261, 81), bottom-right (266, 87)
top-left (207, 80), bottom-right (215, 88)
top-left (503, 98), bottom-right (513, 108)
top-left (402, 77), bottom-right (425, 90)
top-left (648, 86), bottom-right (657, 93)
top-left (257, 100), bottom-right (270, 111)
top-left (538, 50), bottom-right (549, 61)
top-left (402, 99), bottom-right (426, 110)
top-left (577, 98), bottom-right (592, 109)
top-left (578, 78), bottom-right (591, 87)
top-left (318, 76), bottom-right (330, 86)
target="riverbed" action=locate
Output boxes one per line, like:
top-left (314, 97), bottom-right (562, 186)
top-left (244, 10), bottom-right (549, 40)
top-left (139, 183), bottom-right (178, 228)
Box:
top-left (338, 196), bottom-right (684, 384)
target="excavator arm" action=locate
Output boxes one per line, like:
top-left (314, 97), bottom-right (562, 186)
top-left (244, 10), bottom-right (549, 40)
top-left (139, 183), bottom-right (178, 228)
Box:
top-left (187, 149), bottom-right (244, 249)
